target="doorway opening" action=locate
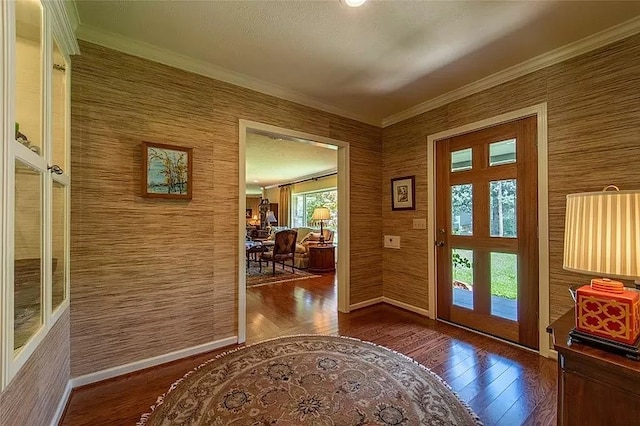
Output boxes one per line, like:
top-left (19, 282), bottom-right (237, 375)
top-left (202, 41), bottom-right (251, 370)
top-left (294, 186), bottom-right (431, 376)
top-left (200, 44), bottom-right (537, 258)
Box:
top-left (237, 120), bottom-right (349, 343)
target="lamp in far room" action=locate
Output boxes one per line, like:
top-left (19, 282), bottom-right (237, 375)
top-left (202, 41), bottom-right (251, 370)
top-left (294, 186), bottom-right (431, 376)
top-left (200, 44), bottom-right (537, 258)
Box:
top-left (311, 207), bottom-right (331, 244)
top-left (265, 210), bottom-right (277, 232)
top-left (563, 185), bottom-right (640, 356)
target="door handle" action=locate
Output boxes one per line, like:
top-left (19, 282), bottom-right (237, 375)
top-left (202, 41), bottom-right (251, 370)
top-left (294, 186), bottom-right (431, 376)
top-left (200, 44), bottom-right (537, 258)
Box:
top-left (435, 241), bottom-right (445, 247)
top-left (48, 164), bottom-right (63, 175)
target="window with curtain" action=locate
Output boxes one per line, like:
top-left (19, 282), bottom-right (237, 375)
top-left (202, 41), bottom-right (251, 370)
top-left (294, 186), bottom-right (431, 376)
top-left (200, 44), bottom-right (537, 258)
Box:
top-left (291, 189), bottom-right (338, 230)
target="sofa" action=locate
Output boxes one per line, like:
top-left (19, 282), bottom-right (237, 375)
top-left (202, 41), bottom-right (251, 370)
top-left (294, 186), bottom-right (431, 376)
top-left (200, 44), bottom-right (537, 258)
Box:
top-left (262, 227), bottom-right (334, 269)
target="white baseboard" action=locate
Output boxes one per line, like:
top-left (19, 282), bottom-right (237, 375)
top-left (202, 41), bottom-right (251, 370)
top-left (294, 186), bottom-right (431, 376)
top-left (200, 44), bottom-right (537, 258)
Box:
top-left (50, 379), bottom-right (73, 426)
top-left (349, 297), bottom-right (383, 311)
top-left (349, 296), bottom-right (430, 318)
top-left (70, 336), bottom-right (238, 388)
top-left (549, 348), bottom-right (558, 361)
top-left (382, 297), bottom-right (430, 317)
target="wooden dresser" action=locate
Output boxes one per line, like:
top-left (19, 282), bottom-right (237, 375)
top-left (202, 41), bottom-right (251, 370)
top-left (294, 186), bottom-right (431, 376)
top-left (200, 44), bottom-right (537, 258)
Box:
top-left (548, 310), bottom-right (640, 425)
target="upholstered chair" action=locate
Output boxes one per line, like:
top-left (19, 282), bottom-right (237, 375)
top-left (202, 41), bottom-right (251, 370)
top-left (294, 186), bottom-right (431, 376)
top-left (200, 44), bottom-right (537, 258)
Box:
top-left (261, 229), bottom-right (298, 275)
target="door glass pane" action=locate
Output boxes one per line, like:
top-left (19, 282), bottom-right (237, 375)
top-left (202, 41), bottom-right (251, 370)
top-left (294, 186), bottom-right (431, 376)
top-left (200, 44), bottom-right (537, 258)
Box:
top-left (52, 40), bottom-right (67, 170)
top-left (15, 0), bottom-right (43, 156)
top-left (451, 184), bottom-right (473, 236)
top-left (490, 179), bottom-right (517, 238)
top-left (52, 181), bottom-right (66, 310)
top-left (490, 252), bottom-right (518, 320)
top-left (451, 148), bottom-right (472, 172)
top-left (452, 249), bottom-right (473, 309)
top-left (14, 160), bottom-right (42, 352)
top-left (489, 139), bottom-right (516, 166)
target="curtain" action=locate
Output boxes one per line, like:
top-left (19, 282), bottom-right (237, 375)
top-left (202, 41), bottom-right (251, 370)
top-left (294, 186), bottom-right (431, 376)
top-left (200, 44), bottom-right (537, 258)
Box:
top-left (279, 185), bottom-right (291, 227)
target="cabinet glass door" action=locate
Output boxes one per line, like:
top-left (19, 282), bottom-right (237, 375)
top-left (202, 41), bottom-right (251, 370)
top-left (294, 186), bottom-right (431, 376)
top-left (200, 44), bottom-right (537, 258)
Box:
top-left (2, 0), bottom-right (74, 389)
top-left (52, 180), bottom-right (66, 310)
top-left (52, 40), bottom-right (67, 170)
top-left (15, 0), bottom-right (43, 156)
top-left (50, 37), bottom-right (69, 313)
top-left (14, 160), bottom-right (43, 352)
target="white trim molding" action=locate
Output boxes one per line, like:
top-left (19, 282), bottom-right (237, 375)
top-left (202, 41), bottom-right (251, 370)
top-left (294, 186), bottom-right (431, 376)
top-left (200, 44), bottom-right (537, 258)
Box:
top-left (426, 103), bottom-right (551, 358)
top-left (349, 296), bottom-right (430, 317)
top-left (383, 16), bottom-right (640, 127)
top-left (50, 379), bottom-right (73, 426)
top-left (74, 16), bottom-right (640, 129)
top-left (349, 297), bottom-right (383, 311)
top-left (75, 25), bottom-right (378, 127)
top-left (70, 336), bottom-right (237, 388)
top-left (383, 297), bottom-right (430, 317)
top-left (43, 0), bottom-right (80, 55)
top-left (238, 120), bottom-right (351, 342)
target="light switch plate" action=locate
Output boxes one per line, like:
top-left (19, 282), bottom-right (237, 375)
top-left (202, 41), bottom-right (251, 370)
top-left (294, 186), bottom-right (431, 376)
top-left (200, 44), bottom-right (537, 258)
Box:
top-left (413, 218), bottom-right (427, 229)
top-left (384, 235), bottom-right (401, 249)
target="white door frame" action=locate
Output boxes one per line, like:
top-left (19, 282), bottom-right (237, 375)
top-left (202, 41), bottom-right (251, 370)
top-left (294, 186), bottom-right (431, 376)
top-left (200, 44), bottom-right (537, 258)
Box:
top-left (238, 120), bottom-right (351, 343)
top-left (426, 103), bottom-right (551, 357)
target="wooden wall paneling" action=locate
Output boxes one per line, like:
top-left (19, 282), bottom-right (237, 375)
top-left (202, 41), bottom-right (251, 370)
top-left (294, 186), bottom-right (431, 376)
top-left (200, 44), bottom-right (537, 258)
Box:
top-left (382, 33), bottom-right (640, 327)
top-left (70, 41), bottom-right (382, 377)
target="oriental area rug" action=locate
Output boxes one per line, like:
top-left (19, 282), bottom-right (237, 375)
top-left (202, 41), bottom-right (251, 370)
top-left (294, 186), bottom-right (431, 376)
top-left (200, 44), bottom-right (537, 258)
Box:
top-left (138, 335), bottom-right (482, 426)
top-left (246, 264), bottom-right (320, 287)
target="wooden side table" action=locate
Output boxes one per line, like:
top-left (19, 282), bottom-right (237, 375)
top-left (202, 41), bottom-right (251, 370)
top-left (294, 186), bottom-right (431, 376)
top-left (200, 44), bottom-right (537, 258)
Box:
top-left (308, 244), bottom-right (335, 273)
top-left (547, 309), bottom-right (640, 425)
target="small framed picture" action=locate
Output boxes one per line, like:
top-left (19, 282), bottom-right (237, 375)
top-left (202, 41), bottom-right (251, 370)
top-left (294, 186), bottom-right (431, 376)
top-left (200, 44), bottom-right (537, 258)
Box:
top-left (246, 209), bottom-right (252, 219)
top-left (142, 141), bottom-right (193, 199)
top-left (391, 176), bottom-right (415, 210)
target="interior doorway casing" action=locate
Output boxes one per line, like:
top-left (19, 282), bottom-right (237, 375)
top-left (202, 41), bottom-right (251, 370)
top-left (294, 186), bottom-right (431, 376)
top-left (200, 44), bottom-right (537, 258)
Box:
top-left (426, 104), bottom-right (551, 357)
top-left (238, 120), bottom-right (350, 343)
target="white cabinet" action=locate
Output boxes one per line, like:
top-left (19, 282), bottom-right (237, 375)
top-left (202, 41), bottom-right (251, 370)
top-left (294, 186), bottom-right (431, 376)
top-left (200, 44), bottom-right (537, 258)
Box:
top-left (1, 0), bottom-right (78, 389)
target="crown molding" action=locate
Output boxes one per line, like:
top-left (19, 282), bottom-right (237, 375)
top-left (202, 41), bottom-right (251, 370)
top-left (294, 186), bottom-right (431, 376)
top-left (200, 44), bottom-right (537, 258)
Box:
top-left (45, 0), bottom-right (80, 55)
top-left (382, 15), bottom-right (640, 128)
top-left (73, 14), bottom-right (640, 130)
top-left (66, 0), bottom-right (81, 31)
top-left (74, 25), bottom-right (381, 127)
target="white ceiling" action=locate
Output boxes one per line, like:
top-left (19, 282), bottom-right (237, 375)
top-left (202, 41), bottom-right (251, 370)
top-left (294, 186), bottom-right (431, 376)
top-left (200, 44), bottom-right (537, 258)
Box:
top-left (73, 1), bottom-right (640, 127)
top-left (246, 132), bottom-right (337, 195)
top-left (72, 1), bottom-right (640, 189)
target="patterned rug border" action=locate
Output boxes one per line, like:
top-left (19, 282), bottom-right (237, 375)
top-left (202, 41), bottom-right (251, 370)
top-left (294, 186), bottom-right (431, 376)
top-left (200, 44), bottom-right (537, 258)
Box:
top-left (246, 273), bottom-right (322, 288)
top-left (137, 334), bottom-right (483, 426)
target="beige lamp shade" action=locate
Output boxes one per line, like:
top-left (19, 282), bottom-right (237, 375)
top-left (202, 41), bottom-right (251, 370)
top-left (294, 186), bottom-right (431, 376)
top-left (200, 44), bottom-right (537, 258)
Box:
top-left (265, 211), bottom-right (277, 223)
top-left (563, 189), bottom-right (640, 280)
top-left (311, 207), bottom-right (331, 221)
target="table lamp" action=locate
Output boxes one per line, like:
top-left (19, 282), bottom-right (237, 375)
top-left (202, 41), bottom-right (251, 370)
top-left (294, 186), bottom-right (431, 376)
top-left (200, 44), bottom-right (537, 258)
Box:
top-left (563, 185), bottom-right (640, 355)
top-left (311, 207), bottom-right (331, 244)
top-left (265, 210), bottom-right (277, 231)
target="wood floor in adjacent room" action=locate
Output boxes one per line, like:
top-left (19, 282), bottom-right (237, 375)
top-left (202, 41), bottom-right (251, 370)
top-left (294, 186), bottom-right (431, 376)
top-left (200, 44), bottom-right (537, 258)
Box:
top-left (60, 273), bottom-right (557, 425)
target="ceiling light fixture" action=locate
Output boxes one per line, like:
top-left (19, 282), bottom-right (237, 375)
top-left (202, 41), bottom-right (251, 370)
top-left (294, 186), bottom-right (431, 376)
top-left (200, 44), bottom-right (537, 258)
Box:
top-left (343, 0), bottom-right (367, 7)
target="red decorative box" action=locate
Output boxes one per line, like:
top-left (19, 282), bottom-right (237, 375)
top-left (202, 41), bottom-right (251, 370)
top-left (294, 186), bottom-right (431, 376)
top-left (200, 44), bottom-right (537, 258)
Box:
top-left (575, 281), bottom-right (640, 345)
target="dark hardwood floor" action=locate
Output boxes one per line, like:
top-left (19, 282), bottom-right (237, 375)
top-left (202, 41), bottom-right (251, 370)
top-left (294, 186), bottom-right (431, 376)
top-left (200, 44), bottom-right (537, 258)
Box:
top-left (61, 273), bottom-right (557, 425)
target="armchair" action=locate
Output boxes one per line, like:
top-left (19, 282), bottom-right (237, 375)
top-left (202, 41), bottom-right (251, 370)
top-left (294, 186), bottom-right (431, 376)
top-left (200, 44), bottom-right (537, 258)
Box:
top-left (261, 229), bottom-right (298, 275)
